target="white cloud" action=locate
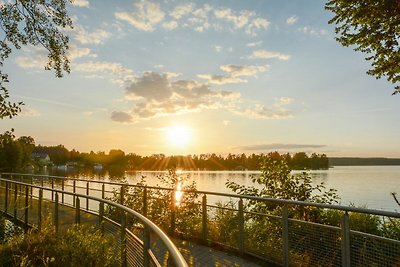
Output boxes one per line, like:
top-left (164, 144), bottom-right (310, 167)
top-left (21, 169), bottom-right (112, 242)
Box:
top-left (68, 45), bottom-right (96, 61)
top-left (71, 0), bottom-right (89, 8)
top-left (232, 103), bottom-right (293, 120)
top-left (246, 41), bottom-right (263, 47)
top-left (276, 97), bottom-right (295, 106)
top-left (115, 2), bottom-right (165, 32)
top-left (245, 18), bottom-right (270, 36)
top-left (214, 8), bottom-right (255, 29)
top-left (73, 26), bottom-right (111, 45)
top-left (299, 26), bottom-right (327, 37)
top-left (162, 20), bottom-right (178, 30)
top-left (220, 64), bottom-right (269, 77)
top-left (215, 45), bottom-right (222, 52)
top-left (75, 61), bottom-right (134, 84)
top-left (170, 3), bottom-right (194, 19)
top-left (197, 74), bottom-right (246, 85)
top-left (198, 64), bottom-right (269, 85)
top-left (248, 50), bottom-right (291, 60)
top-left (286, 15), bottom-right (298, 25)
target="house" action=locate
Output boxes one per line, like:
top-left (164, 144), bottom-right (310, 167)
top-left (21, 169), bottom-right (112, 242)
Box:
top-left (31, 152), bottom-right (51, 164)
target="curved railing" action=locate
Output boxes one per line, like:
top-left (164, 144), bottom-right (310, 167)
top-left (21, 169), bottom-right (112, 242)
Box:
top-left (0, 176), bottom-right (188, 267)
top-left (2, 173), bottom-right (400, 267)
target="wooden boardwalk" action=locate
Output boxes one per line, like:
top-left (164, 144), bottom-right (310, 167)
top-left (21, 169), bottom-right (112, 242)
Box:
top-left (0, 185), bottom-right (265, 267)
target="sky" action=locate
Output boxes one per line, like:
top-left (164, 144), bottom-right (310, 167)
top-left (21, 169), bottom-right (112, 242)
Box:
top-left (2, 0), bottom-right (400, 157)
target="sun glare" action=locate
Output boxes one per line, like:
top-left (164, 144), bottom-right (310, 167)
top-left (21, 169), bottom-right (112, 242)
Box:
top-left (167, 126), bottom-right (191, 147)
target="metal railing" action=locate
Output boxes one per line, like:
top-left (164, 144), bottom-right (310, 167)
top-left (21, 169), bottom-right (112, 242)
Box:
top-left (2, 173), bottom-right (400, 267)
top-left (0, 176), bottom-right (188, 267)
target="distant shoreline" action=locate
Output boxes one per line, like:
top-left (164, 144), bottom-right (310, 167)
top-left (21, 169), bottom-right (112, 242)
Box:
top-left (329, 157), bottom-right (400, 166)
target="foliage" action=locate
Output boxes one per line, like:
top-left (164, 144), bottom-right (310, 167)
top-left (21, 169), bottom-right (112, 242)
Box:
top-left (226, 157), bottom-right (339, 219)
top-left (0, 0), bottom-right (72, 118)
top-left (0, 223), bottom-right (119, 267)
top-left (326, 0), bottom-right (400, 95)
top-left (105, 169), bottom-right (201, 237)
top-left (0, 129), bottom-right (35, 171)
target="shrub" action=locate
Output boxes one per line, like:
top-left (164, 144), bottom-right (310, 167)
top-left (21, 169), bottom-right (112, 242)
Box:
top-left (0, 222), bottom-right (119, 267)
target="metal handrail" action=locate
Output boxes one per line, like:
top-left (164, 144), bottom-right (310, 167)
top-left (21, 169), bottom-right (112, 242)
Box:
top-left (3, 172), bottom-right (400, 218)
top-left (0, 177), bottom-right (188, 267)
top-left (3, 172), bottom-right (400, 267)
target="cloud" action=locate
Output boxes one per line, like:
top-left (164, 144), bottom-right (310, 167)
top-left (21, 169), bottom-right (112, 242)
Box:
top-left (215, 45), bottom-right (222, 52)
top-left (74, 61), bottom-right (134, 84)
top-left (170, 3), bottom-right (194, 19)
top-left (162, 20), bottom-right (178, 30)
top-left (286, 15), bottom-right (298, 25)
top-left (220, 64), bottom-right (269, 77)
top-left (72, 26), bottom-right (111, 45)
top-left (198, 64), bottom-right (269, 85)
top-left (115, 2), bottom-right (165, 31)
top-left (299, 26), bottom-right (327, 37)
top-left (110, 111), bottom-right (133, 123)
top-left (233, 143), bottom-right (326, 151)
top-left (20, 107), bottom-right (40, 117)
top-left (276, 97), bottom-right (295, 106)
top-left (232, 103), bottom-right (293, 119)
top-left (71, 0), bottom-right (89, 8)
top-left (214, 8), bottom-right (254, 29)
top-left (246, 41), bottom-right (263, 47)
top-left (229, 97), bottom-right (295, 120)
top-left (245, 18), bottom-right (270, 36)
top-left (196, 74), bottom-right (246, 85)
top-left (248, 50), bottom-right (291, 60)
top-left (115, 72), bottom-right (241, 122)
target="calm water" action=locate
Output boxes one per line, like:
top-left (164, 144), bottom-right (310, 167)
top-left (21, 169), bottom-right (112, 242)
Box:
top-left (50, 166), bottom-right (400, 212)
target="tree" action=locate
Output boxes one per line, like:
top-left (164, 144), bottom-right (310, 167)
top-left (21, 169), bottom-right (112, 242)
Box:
top-left (0, 0), bottom-right (72, 118)
top-left (326, 0), bottom-right (400, 95)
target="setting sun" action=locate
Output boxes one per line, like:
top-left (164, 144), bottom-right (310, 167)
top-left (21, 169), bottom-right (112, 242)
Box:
top-left (166, 126), bottom-right (191, 147)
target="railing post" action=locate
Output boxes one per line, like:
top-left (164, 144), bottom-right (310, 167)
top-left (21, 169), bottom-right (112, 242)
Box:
top-left (54, 193), bottom-right (59, 233)
top-left (61, 179), bottom-right (64, 204)
top-left (51, 177), bottom-right (54, 201)
top-left (102, 183), bottom-right (105, 199)
top-left (143, 187), bottom-right (148, 217)
top-left (73, 180), bottom-right (76, 207)
top-left (86, 182), bottom-right (89, 210)
top-left (143, 226), bottom-right (150, 267)
top-left (120, 185), bottom-right (125, 205)
top-left (41, 177), bottom-right (44, 187)
top-left (99, 202), bottom-right (104, 234)
top-left (238, 198), bottom-right (245, 255)
top-left (202, 194), bottom-right (208, 242)
top-left (13, 183), bottom-right (18, 222)
top-left (4, 181), bottom-right (8, 213)
top-left (121, 212), bottom-right (127, 267)
top-left (341, 212), bottom-right (351, 267)
top-left (282, 204), bottom-right (289, 267)
top-left (38, 189), bottom-right (43, 230)
top-left (24, 186), bottom-right (29, 232)
top-left (75, 197), bottom-right (80, 224)
top-left (170, 191), bottom-right (176, 236)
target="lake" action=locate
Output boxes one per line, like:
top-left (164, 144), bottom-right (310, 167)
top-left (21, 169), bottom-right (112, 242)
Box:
top-left (48, 166), bottom-right (400, 212)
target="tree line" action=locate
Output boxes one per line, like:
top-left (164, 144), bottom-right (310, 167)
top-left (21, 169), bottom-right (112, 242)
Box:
top-left (0, 133), bottom-right (329, 171)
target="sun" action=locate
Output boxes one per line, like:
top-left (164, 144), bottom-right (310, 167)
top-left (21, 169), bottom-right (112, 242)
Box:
top-left (167, 125), bottom-right (191, 147)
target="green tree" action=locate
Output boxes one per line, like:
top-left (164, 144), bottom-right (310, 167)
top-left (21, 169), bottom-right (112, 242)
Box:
top-left (0, 0), bottom-right (72, 118)
top-left (326, 0), bottom-right (400, 95)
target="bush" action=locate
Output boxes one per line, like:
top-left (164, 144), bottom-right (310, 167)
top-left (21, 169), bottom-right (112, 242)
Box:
top-left (0, 222), bottom-right (119, 267)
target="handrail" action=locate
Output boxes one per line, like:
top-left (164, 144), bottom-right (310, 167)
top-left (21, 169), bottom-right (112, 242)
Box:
top-left (0, 177), bottom-right (188, 267)
top-left (3, 172), bottom-right (400, 218)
